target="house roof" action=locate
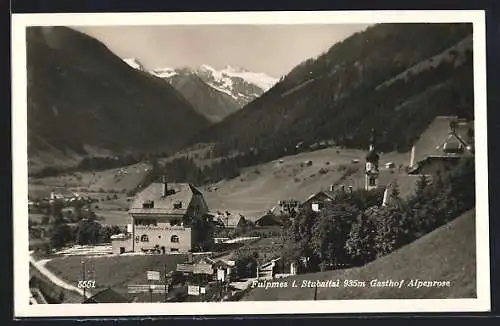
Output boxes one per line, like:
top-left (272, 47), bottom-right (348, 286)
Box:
top-left (215, 213), bottom-right (245, 228)
top-left (128, 183), bottom-right (201, 215)
top-left (255, 214), bottom-right (284, 226)
top-left (83, 287), bottom-right (129, 303)
top-left (411, 116), bottom-right (472, 166)
top-left (304, 190), bottom-right (336, 203)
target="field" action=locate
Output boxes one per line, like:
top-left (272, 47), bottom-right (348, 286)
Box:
top-left (242, 209), bottom-right (476, 301)
top-left (202, 147), bottom-right (412, 221)
top-left (28, 116), bottom-right (448, 228)
top-left (28, 162), bottom-right (151, 226)
top-left (29, 161), bottom-right (151, 196)
top-left (28, 146), bottom-right (412, 227)
top-left (44, 254), bottom-right (187, 296)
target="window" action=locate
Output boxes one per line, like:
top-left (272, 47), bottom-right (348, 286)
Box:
top-left (140, 235), bottom-right (149, 242)
top-left (369, 177), bottom-right (376, 186)
top-left (170, 220), bottom-right (180, 226)
top-left (142, 200), bottom-right (154, 209)
top-left (134, 219), bottom-right (157, 226)
top-left (170, 248), bottom-right (179, 252)
top-left (135, 236), bottom-right (139, 243)
top-left (171, 235), bottom-right (179, 243)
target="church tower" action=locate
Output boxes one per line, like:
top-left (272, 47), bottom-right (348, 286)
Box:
top-left (365, 128), bottom-right (380, 191)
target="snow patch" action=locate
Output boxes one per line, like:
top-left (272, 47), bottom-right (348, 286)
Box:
top-left (123, 58), bottom-right (144, 71)
top-left (151, 67), bottom-right (178, 79)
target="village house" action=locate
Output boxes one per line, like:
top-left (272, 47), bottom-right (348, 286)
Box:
top-left (111, 177), bottom-right (212, 255)
top-left (214, 211), bottom-right (247, 229)
top-left (255, 213), bottom-right (285, 227)
top-left (302, 184), bottom-right (353, 213)
top-left (176, 255), bottom-right (235, 283)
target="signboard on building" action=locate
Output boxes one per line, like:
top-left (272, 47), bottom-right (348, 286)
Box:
top-left (146, 271), bottom-right (160, 281)
top-left (193, 263), bottom-right (213, 275)
top-left (177, 263), bottom-right (194, 273)
top-left (135, 225), bottom-right (186, 231)
top-left (188, 285), bottom-right (200, 296)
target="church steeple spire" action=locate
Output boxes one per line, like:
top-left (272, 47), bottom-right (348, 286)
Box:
top-left (365, 128), bottom-right (380, 191)
top-left (369, 128), bottom-right (376, 151)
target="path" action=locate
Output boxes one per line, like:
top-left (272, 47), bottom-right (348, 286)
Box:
top-left (29, 254), bottom-right (93, 299)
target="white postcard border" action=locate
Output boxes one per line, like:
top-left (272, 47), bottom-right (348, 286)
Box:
top-left (12, 10), bottom-right (490, 317)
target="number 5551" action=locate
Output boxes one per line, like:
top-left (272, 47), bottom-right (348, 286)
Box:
top-left (78, 280), bottom-right (96, 288)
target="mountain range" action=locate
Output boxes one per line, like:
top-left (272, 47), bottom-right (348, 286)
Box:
top-left (193, 23), bottom-right (474, 157)
top-left (123, 60), bottom-right (278, 122)
top-left (26, 23), bottom-right (474, 174)
top-left (26, 26), bottom-right (210, 173)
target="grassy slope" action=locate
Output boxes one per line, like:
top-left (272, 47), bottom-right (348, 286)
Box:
top-left (203, 147), bottom-right (412, 219)
top-left (45, 254), bottom-right (187, 296)
top-left (242, 209), bottom-right (476, 301)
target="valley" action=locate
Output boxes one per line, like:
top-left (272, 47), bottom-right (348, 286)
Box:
top-left (24, 22), bottom-right (478, 305)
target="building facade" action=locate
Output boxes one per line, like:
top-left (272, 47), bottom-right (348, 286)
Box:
top-left (112, 179), bottom-right (211, 255)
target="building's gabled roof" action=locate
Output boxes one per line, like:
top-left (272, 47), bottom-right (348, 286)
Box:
top-left (82, 287), bottom-right (129, 303)
top-left (303, 190), bottom-right (336, 204)
top-left (215, 214), bottom-right (245, 228)
top-left (411, 116), bottom-right (473, 167)
top-left (128, 183), bottom-right (201, 215)
top-left (255, 214), bottom-right (284, 226)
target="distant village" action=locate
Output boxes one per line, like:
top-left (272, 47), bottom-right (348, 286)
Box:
top-left (28, 116), bottom-right (474, 304)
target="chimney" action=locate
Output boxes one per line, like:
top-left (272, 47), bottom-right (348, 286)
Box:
top-left (382, 186), bottom-right (390, 207)
top-left (162, 175), bottom-right (167, 197)
top-left (410, 145), bottom-right (416, 168)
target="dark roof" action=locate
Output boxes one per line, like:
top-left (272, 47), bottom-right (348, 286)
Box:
top-left (82, 287), bottom-right (129, 303)
top-left (408, 155), bottom-right (463, 174)
top-left (255, 214), bottom-right (284, 226)
top-left (129, 183), bottom-right (201, 215)
top-left (411, 116), bottom-right (473, 166)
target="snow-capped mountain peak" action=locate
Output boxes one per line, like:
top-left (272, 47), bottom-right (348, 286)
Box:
top-left (122, 59), bottom-right (278, 118)
top-left (123, 58), bottom-right (145, 71)
top-left (194, 64), bottom-right (278, 95)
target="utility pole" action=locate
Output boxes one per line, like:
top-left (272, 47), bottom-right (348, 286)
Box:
top-left (164, 264), bottom-right (168, 303)
top-left (81, 260), bottom-right (86, 301)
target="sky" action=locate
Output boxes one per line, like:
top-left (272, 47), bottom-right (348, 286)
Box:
top-left (72, 24), bottom-right (371, 78)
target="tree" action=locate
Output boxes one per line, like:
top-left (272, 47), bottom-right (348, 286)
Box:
top-left (41, 215), bottom-right (50, 225)
top-left (231, 253), bottom-right (258, 279)
top-left (310, 202), bottom-right (360, 270)
top-left (415, 174), bottom-right (430, 198)
top-left (345, 210), bottom-right (377, 265)
top-left (76, 219), bottom-right (101, 245)
top-left (50, 223), bottom-right (73, 249)
top-left (372, 206), bottom-right (407, 257)
top-left (58, 291), bottom-right (65, 303)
